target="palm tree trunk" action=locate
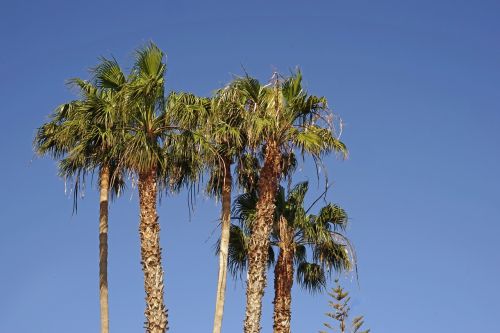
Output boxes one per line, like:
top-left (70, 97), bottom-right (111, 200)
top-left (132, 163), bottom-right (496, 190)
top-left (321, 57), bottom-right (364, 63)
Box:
top-left (138, 167), bottom-right (168, 333)
top-left (212, 157), bottom-right (232, 333)
top-left (244, 141), bottom-right (281, 333)
top-left (272, 217), bottom-right (294, 333)
top-left (99, 165), bottom-right (110, 333)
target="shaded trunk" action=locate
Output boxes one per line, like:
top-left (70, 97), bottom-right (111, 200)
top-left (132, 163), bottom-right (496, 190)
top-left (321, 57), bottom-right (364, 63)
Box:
top-left (138, 167), bottom-right (168, 333)
top-left (244, 141), bottom-right (281, 333)
top-left (212, 157), bottom-right (232, 333)
top-left (272, 217), bottom-right (294, 333)
top-left (99, 165), bottom-right (110, 333)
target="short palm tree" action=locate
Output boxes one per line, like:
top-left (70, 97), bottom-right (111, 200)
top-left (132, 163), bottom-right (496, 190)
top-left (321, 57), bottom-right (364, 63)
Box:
top-left (34, 58), bottom-right (126, 333)
top-left (228, 181), bottom-right (353, 333)
top-left (230, 71), bottom-right (348, 333)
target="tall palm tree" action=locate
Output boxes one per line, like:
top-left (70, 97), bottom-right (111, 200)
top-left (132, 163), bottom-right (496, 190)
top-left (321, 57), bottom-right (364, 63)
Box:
top-left (228, 181), bottom-right (353, 333)
top-left (121, 43), bottom-right (172, 333)
top-left (230, 71), bottom-right (348, 333)
top-left (34, 58), bottom-right (126, 333)
top-left (205, 86), bottom-right (250, 333)
top-left (121, 43), bottom-right (221, 332)
top-left (167, 84), bottom-right (250, 333)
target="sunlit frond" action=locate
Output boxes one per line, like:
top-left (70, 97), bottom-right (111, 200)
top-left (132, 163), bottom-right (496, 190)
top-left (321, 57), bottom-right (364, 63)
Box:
top-left (91, 57), bottom-right (126, 90)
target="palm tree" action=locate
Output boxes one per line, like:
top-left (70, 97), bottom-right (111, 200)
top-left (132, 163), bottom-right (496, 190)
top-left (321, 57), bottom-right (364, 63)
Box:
top-left (230, 71), bottom-right (348, 333)
top-left (120, 43), bottom-right (219, 332)
top-left (120, 43), bottom-right (173, 333)
top-left (34, 58), bottom-right (126, 333)
top-left (205, 85), bottom-right (250, 333)
top-left (228, 181), bottom-right (354, 333)
top-left (167, 84), bottom-right (250, 333)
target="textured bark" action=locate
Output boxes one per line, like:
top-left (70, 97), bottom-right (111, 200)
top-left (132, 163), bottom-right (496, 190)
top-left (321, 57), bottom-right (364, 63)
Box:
top-left (244, 141), bottom-right (281, 333)
top-left (272, 217), bottom-right (294, 333)
top-left (138, 167), bottom-right (168, 333)
top-left (99, 165), bottom-right (110, 333)
top-left (212, 157), bottom-right (232, 333)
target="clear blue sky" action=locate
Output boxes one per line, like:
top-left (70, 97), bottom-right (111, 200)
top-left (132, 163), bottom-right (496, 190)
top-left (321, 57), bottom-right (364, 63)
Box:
top-left (1, 0), bottom-right (499, 332)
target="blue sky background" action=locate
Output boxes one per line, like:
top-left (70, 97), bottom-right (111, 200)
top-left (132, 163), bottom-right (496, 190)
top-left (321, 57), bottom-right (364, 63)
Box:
top-left (1, 0), bottom-right (499, 332)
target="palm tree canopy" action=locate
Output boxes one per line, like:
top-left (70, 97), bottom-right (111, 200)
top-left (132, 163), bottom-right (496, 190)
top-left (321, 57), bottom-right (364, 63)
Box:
top-left (230, 71), bottom-right (347, 174)
top-left (34, 58), bottom-right (128, 205)
top-left (117, 43), bottom-right (210, 194)
top-left (119, 43), bottom-right (167, 176)
top-left (167, 82), bottom-right (251, 197)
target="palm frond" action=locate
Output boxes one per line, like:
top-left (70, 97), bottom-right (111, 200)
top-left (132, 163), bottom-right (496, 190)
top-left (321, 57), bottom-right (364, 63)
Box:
top-left (296, 262), bottom-right (326, 294)
top-left (91, 57), bottom-right (126, 90)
